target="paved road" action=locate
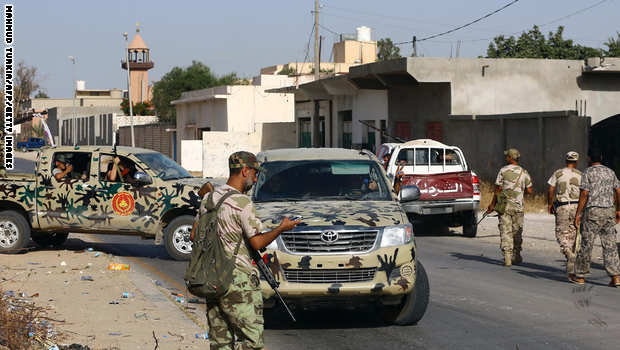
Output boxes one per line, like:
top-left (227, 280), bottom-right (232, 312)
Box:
top-left (66, 224), bottom-right (619, 350)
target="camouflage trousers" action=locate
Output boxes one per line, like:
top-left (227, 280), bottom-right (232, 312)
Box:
top-left (554, 204), bottom-right (578, 272)
top-left (206, 269), bottom-right (264, 350)
top-left (576, 207), bottom-right (620, 278)
top-left (498, 210), bottom-right (524, 253)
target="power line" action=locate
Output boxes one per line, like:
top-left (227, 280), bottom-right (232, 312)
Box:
top-left (297, 23), bottom-right (316, 76)
top-left (395, 0), bottom-right (520, 45)
top-left (460, 0), bottom-right (611, 43)
top-left (318, 23), bottom-right (339, 36)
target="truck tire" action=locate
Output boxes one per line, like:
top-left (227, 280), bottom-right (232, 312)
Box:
top-left (0, 210), bottom-right (31, 253)
top-left (164, 215), bottom-right (194, 261)
top-left (31, 232), bottom-right (69, 247)
top-left (383, 261), bottom-right (430, 326)
top-left (462, 210), bottom-right (478, 238)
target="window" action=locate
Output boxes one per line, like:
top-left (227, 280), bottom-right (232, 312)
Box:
top-left (51, 152), bottom-right (92, 181)
top-left (445, 149), bottom-right (462, 165)
top-left (396, 148), bottom-right (428, 166)
top-left (430, 148), bottom-right (444, 165)
top-left (100, 154), bottom-right (144, 184)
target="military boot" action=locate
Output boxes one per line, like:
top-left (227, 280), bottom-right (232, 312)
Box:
top-left (504, 250), bottom-right (512, 267)
top-left (512, 250), bottom-right (522, 265)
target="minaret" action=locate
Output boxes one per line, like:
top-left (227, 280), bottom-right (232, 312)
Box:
top-left (121, 24), bottom-right (154, 105)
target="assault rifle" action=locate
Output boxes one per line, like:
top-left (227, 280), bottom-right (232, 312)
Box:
top-left (250, 248), bottom-right (296, 322)
top-left (358, 120), bottom-right (407, 143)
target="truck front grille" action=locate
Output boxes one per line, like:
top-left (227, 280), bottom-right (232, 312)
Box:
top-left (281, 230), bottom-right (378, 253)
top-left (283, 268), bottom-right (376, 284)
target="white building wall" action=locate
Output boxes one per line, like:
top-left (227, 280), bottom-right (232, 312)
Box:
top-left (352, 90), bottom-right (388, 149)
top-left (201, 131), bottom-right (262, 178)
top-left (181, 140), bottom-right (203, 172)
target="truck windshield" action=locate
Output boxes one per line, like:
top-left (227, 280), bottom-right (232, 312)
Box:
top-left (134, 153), bottom-right (193, 180)
top-left (253, 160), bottom-right (392, 202)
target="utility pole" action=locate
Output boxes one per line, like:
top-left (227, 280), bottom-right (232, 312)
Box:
top-left (314, 0), bottom-right (319, 80)
top-left (68, 56), bottom-right (76, 145)
top-left (412, 36), bottom-right (417, 57)
top-left (123, 32), bottom-right (135, 147)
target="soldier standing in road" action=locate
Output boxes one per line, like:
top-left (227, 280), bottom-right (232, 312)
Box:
top-left (487, 148), bottom-right (533, 266)
top-left (570, 148), bottom-right (620, 287)
top-left (202, 151), bottom-right (299, 349)
top-left (547, 151), bottom-right (582, 275)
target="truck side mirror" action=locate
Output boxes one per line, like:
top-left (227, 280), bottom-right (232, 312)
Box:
top-left (399, 185), bottom-right (420, 202)
top-left (133, 172), bottom-right (152, 186)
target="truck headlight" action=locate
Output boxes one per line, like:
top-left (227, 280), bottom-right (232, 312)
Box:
top-left (380, 224), bottom-right (413, 247)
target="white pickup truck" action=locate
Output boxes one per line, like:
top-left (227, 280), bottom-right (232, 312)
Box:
top-left (378, 139), bottom-right (481, 237)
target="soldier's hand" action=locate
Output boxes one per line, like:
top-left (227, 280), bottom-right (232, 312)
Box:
top-left (486, 204), bottom-right (494, 214)
top-left (279, 217), bottom-right (301, 232)
top-left (548, 204), bottom-right (555, 215)
top-left (66, 164), bottom-right (73, 172)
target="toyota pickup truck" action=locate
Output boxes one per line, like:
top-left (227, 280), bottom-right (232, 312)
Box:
top-left (0, 145), bottom-right (208, 260)
top-left (252, 148), bottom-right (429, 325)
top-left (378, 139), bottom-right (481, 237)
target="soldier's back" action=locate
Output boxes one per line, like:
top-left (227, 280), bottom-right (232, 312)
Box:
top-left (581, 165), bottom-right (620, 208)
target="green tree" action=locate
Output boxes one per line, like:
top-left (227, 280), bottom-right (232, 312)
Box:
top-left (120, 98), bottom-right (155, 116)
top-left (604, 32), bottom-right (620, 57)
top-left (487, 25), bottom-right (604, 59)
top-left (151, 61), bottom-right (242, 123)
top-left (377, 38), bottom-right (401, 61)
top-left (34, 90), bottom-right (49, 98)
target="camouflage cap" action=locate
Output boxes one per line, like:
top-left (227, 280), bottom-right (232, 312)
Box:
top-left (566, 151), bottom-right (579, 161)
top-left (55, 154), bottom-right (69, 163)
top-left (504, 148), bottom-right (520, 160)
top-left (229, 151), bottom-right (264, 172)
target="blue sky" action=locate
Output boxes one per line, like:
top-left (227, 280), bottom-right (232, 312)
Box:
top-left (14, 0), bottom-right (620, 98)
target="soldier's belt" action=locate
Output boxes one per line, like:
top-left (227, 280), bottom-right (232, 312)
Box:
top-left (554, 201), bottom-right (578, 208)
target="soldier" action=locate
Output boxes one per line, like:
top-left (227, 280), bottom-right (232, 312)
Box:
top-left (570, 148), bottom-right (620, 287)
top-left (547, 151), bottom-right (582, 275)
top-left (203, 151), bottom-right (299, 349)
top-left (487, 148), bottom-right (533, 266)
top-left (52, 154), bottom-right (73, 181)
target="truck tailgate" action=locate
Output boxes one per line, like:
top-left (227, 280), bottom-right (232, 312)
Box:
top-left (401, 171), bottom-right (473, 201)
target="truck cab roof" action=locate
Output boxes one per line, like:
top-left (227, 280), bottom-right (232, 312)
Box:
top-left (258, 148), bottom-right (377, 162)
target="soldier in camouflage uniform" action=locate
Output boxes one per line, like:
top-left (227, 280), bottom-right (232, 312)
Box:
top-left (488, 148), bottom-right (533, 266)
top-left (570, 148), bottom-right (620, 287)
top-left (201, 151), bottom-right (299, 349)
top-left (547, 151), bottom-right (582, 274)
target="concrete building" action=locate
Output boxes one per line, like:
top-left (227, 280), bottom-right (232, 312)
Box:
top-left (171, 75), bottom-right (296, 177)
top-left (121, 29), bottom-right (154, 105)
top-left (269, 56), bottom-right (620, 186)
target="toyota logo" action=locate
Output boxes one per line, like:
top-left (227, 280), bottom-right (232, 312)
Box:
top-left (320, 231), bottom-right (339, 244)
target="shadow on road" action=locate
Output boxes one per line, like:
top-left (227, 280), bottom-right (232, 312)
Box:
top-left (29, 237), bottom-right (171, 260)
top-left (264, 305), bottom-right (390, 330)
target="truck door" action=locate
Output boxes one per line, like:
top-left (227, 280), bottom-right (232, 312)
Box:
top-left (37, 150), bottom-right (99, 230)
top-left (91, 153), bottom-right (157, 235)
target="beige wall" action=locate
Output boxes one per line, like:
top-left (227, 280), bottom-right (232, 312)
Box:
top-left (333, 41), bottom-right (377, 65)
top-left (181, 140), bottom-right (203, 172)
top-left (405, 57), bottom-right (620, 125)
top-left (129, 70), bottom-right (151, 104)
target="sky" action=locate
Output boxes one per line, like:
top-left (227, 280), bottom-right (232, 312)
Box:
top-left (13, 0), bottom-right (620, 99)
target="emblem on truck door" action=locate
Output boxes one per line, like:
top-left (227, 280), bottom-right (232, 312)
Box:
top-left (112, 192), bottom-right (135, 216)
top-left (320, 230), bottom-right (339, 244)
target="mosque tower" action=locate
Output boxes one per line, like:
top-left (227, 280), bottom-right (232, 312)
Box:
top-left (121, 25), bottom-right (154, 105)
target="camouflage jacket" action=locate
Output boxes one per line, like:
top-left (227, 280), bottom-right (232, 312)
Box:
top-left (198, 184), bottom-right (263, 274)
top-left (495, 164), bottom-right (532, 212)
top-left (547, 167), bottom-right (582, 203)
top-left (580, 165), bottom-right (620, 209)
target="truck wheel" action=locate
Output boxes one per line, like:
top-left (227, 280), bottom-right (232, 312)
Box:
top-left (0, 210), bottom-right (31, 253)
top-left (31, 232), bottom-right (69, 247)
top-left (462, 210), bottom-right (478, 238)
top-left (383, 261), bottom-right (430, 326)
top-left (164, 215), bottom-right (194, 261)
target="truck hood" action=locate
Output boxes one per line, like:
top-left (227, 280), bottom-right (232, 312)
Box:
top-left (255, 200), bottom-right (407, 229)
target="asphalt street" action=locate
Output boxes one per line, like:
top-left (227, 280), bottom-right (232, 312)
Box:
top-left (63, 226), bottom-right (617, 350)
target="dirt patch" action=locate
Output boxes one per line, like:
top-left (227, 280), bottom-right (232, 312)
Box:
top-left (0, 236), bottom-right (206, 349)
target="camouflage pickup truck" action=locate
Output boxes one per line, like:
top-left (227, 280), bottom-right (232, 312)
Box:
top-left (0, 145), bottom-right (207, 260)
top-left (253, 148), bottom-right (429, 325)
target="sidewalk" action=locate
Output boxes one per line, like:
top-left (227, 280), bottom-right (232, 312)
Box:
top-left (1, 234), bottom-right (208, 349)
